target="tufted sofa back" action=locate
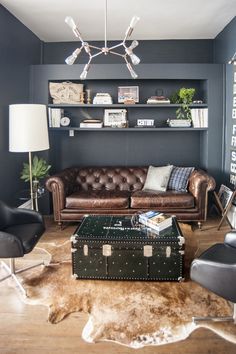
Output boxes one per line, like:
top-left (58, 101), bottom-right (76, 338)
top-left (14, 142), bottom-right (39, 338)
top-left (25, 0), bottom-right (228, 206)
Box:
top-left (76, 167), bottom-right (148, 192)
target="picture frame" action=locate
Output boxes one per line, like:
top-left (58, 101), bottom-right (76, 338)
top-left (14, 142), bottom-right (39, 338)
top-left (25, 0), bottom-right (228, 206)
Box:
top-left (218, 184), bottom-right (233, 210)
top-left (118, 86), bottom-right (139, 103)
top-left (104, 109), bottom-right (127, 127)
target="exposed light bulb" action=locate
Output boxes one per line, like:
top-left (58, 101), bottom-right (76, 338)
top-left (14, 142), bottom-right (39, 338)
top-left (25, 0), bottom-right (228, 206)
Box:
top-left (229, 53), bottom-right (236, 65)
top-left (126, 63), bottom-right (138, 79)
top-left (65, 54), bottom-right (76, 65)
top-left (129, 40), bottom-right (139, 50)
top-left (65, 48), bottom-right (82, 65)
top-left (65, 16), bottom-right (76, 30)
top-left (125, 48), bottom-right (140, 65)
top-left (84, 42), bottom-right (91, 54)
top-left (129, 16), bottom-right (140, 29)
top-left (80, 64), bottom-right (90, 80)
top-left (65, 16), bottom-right (82, 38)
top-left (130, 53), bottom-right (140, 65)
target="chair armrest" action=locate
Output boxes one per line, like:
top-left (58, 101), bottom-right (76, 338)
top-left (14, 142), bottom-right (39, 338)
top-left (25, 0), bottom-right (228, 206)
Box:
top-left (224, 231), bottom-right (236, 248)
top-left (188, 169), bottom-right (216, 220)
top-left (46, 167), bottom-right (80, 220)
top-left (10, 207), bottom-right (44, 225)
top-left (0, 232), bottom-right (24, 258)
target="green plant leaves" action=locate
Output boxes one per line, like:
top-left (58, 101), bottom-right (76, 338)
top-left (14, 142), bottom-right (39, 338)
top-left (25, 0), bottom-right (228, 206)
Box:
top-left (20, 155), bottom-right (51, 182)
top-left (173, 88), bottom-right (196, 120)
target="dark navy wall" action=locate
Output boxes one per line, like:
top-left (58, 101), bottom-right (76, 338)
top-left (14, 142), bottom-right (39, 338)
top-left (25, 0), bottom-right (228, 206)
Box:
top-left (214, 17), bottom-right (236, 182)
top-left (43, 40), bottom-right (213, 64)
top-left (0, 5), bottom-right (42, 205)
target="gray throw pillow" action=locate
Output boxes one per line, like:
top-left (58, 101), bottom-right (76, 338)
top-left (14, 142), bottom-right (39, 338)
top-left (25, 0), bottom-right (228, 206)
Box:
top-left (143, 165), bottom-right (173, 192)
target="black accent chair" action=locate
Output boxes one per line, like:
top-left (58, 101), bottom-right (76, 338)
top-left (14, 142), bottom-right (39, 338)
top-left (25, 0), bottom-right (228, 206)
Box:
top-left (0, 201), bottom-right (45, 294)
top-left (190, 230), bottom-right (236, 323)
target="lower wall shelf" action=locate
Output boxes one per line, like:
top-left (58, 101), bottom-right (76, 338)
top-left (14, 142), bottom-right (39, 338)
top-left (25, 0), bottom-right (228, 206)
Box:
top-left (49, 127), bottom-right (208, 132)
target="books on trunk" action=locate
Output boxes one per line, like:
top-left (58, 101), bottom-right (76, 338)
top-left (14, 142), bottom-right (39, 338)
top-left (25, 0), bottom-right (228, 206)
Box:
top-left (139, 211), bottom-right (173, 232)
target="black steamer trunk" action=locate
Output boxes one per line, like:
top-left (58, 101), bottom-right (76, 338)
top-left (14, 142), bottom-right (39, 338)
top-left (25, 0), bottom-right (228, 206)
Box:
top-left (71, 215), bottom-right (185, 281)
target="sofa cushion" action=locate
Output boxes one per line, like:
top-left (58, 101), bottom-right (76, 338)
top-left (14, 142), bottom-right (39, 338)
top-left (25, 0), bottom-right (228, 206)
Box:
top-left (142, 165), bottom-right (173, 192)
top-left (131, 190), bottom-right (195, 209)
top-left (168, 166), bottom-right (194, 192)
top-left (66, 191), bottom-right (130, 209)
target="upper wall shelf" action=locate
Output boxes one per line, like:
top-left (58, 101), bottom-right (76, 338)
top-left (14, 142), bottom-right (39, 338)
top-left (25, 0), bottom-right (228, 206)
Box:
top-left (48, 103), bottom-right (208, 108)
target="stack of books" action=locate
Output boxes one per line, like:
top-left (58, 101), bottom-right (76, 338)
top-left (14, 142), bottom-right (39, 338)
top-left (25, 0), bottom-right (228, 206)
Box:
top-left (190, 108), bottom-right (208, 128)
top-left (139, 211), bottom-right (173, 232)
top-left (80, 119), bottom-right (103, 128)
top-left (147, 96), bottom-right (170, 104)
top-left (48, 108), bottom-right (64, 127)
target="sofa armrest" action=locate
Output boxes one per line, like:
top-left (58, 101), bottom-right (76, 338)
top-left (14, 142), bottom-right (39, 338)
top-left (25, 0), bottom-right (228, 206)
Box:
top-left (46, 167), bottom-right (79, 220)
top-left (188, 169), bottom-right (216, 220)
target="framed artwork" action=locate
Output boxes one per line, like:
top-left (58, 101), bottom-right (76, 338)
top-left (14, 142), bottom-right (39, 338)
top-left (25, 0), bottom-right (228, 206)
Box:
top-left (218, 184), bottom-right (233, 210)
top-left (104, 109), bottom-right (127, 127)
top-left (118, 86), bottom-right (139, 103)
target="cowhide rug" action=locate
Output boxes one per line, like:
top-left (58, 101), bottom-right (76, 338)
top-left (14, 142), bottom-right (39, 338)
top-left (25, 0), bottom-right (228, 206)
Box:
top-left (7, 224), bottom-right (236, 348)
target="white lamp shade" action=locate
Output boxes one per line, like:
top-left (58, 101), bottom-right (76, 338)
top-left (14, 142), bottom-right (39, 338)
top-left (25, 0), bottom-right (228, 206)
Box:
top-left (9, 104), bottom-right (49, 152)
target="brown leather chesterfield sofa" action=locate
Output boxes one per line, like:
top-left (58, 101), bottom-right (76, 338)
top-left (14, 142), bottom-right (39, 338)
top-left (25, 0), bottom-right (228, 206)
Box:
top-left (46, 167), bottom-right (215, 228)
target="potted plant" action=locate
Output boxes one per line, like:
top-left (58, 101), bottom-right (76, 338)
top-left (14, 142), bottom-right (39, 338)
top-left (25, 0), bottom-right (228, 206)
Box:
top-left (176, 88), bottom-right (196, 120)
top-left (168, 88), bottom-right (195, 127)
top-left (21, 155), bottom-right (51, 195)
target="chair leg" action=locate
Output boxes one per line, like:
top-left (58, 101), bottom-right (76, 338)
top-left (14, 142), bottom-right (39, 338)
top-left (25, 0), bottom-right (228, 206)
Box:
top-left (0, 258), bottom-right (45, 295)
top-left (193, 303), bottom-right (236, 324)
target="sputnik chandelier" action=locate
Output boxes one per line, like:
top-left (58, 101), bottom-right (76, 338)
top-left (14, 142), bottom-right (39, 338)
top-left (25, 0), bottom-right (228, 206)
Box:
top-left (65, 0), bottom-right (140, 80)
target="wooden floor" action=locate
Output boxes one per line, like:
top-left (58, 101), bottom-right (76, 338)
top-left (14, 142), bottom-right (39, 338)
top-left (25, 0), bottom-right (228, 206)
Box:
top-left (0, 216), bottom-right (236, 354)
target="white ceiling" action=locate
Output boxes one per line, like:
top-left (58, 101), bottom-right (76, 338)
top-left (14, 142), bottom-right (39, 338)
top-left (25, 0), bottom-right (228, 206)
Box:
top-left (1, 0), bottom-right (236, 42)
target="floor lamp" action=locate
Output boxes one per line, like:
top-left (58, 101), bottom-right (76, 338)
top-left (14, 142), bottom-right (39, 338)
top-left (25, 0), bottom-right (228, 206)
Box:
top-left (9, 104), bottom-right (49, 210)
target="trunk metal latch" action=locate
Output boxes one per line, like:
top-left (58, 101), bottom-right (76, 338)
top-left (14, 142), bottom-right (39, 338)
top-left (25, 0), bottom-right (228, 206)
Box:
top-left (102, 244), bottom-right (112, 256)
top-left (143, 245), bottom-right (153, 257)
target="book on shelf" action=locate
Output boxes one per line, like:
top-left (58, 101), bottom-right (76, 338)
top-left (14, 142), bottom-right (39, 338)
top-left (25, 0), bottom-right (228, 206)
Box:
top-left (139, 211), bottom-right (173, 232)
top-left (190, 108), bottom-right (208, 128)
top-left (80, 119), bottom-right (103, 128)
top-left (147, 96), bottom-right (170, 104)
top-left (48, 108), bottom-right (64, 127)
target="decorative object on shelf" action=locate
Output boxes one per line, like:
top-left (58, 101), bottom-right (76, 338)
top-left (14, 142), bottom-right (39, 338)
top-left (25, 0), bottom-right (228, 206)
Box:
top-left (136, 119), bottom-right (155, 127)
top-left (49, 81), bottom-right (83, 104)
top-left (93, 93), bottom-right (113, 104)
top-left (64, 0), bottom-right (140, 79)
top-left (86, 89), bottom-right (91, 104)
top-left (118, 86), bottom-right (139, 103)
top-left (193, 100), bottom-right (203, 104)
top-left (147, 89), bottom-right (170, 104)
top-left (80, 119), bottom-right (103, 128)
top-left (175, 88), bottom-right (196, 121)
top-left (80, 91), bottom-right (85, 104)
top-left (104, 109), bottom-right (127, 127)
top-left (9, 104), bottom-right (50, 211)
top-left (60, 116), bottom-right (71, 127)
top-left (167, 119), bottom-right (191, 128)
